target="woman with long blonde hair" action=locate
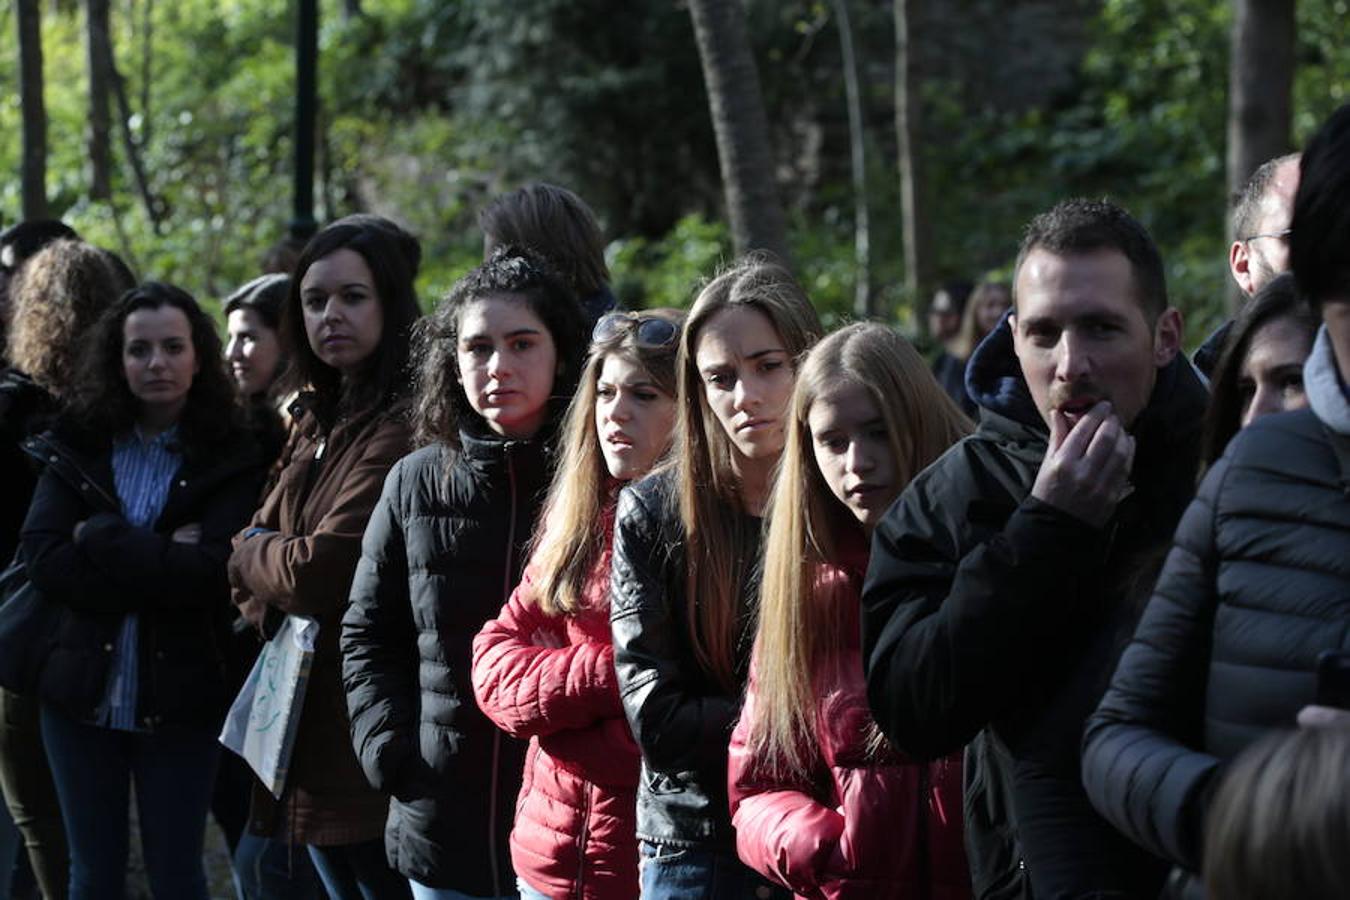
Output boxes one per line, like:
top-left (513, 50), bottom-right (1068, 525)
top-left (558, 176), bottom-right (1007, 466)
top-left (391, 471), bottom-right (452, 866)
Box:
top-left (610, 256), bottom-right (821, 898)
top-left (729, 322), bottom-right (973, 899)
top-left (471, 309), bottom-right (682, 900)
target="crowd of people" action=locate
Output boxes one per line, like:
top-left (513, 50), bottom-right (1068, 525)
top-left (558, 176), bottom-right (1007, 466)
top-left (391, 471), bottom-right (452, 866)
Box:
top-left (0, 100), bottom-right (1347, 900)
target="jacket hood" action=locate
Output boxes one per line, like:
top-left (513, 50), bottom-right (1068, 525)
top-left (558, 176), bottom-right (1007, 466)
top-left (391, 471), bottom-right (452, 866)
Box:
top-left (1305, 325), bottom-right (1350, 436)
top-left (964, 316), bottom-right (1043, 429)
top-left (962, 315), bottom-right (1209, 450)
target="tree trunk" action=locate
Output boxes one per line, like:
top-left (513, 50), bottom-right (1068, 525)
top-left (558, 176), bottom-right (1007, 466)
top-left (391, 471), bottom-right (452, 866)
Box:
top-left (1226, 0), bottom-right (1295, 313)
top-left (895, 0), bottom-right (933, 331)
top-left (85, 0), bottom-right (114, 199)
top-left (686, 0), bottom-right (791, 264)
top-left (103, 35), bottom-right (163, 232)
top-left (832, 0), bottom-right (873, 319)
top-left (17, 0), bottom-right (48, 221)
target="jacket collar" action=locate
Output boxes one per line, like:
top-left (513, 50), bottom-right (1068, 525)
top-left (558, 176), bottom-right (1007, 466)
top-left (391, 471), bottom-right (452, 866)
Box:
top-left (454, 421), bottom-right (554, 484)
top-left (1305, 325), bottom-right (1350, 437)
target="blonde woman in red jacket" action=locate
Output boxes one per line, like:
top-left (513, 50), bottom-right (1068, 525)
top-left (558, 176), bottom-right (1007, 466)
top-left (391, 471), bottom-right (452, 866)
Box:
top-left (472, 309), bottom-right (683, 900)
top-left (729, 322), bottom-right (973, 900)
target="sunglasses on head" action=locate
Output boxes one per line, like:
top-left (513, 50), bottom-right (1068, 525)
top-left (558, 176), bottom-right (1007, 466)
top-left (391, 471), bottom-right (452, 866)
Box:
top-left (591, 312), bottom-right (678, 349)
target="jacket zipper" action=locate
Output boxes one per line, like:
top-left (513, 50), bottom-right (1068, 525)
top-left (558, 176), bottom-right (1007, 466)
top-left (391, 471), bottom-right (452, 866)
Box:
top-left (488, 447), bottom-right (520, 899)
top-left (573, 783), bottom-right (592, 899)
top-left (918, 763), bottom-right (932, 900)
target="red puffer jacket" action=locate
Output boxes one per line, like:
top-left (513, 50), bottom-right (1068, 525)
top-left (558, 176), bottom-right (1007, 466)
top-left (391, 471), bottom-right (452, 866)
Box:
top-left (728, 556), bottom-right (971, 900)
top-left (471, 508), bottom-right (640, 900)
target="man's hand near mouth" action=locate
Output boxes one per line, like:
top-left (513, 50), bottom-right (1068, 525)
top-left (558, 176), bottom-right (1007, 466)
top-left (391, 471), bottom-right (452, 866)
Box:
top-left (1030, 400), bottom-right (1136, 528)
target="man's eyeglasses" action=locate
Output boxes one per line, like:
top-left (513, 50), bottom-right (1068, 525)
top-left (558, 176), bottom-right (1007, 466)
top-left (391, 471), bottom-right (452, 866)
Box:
top-left (592, 312), bottom-right (679, 349)
top-left (1242, 228), bottom-right (1292, 243)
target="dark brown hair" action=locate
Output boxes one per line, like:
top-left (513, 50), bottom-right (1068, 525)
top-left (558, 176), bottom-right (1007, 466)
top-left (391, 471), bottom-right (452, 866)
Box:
top-left (411, 247), bottom-right (588, 449)
top-left (68, 282), bottom-right (239, 459)
top-left (280, 215), bottom-right (422, 427)
top-left (1200, 273), bottom-right (1316, 466)
top-left (6, 239), bottom-right (134, 398)
top-left (1014, 198), bottom-right (1167, 325)
top-left (479, 183), bottom-right (609, 298)
top-left (1205, 725), bottom-right (1350, 900)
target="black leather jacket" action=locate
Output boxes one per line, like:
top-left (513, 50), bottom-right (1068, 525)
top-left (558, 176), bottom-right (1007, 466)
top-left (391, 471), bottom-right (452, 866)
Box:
top-left (609, 469), bottom-right (761, 850)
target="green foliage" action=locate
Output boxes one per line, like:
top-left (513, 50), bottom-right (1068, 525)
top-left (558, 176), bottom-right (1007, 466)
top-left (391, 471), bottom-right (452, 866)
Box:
top-left (921, 0), bottom-right (1348, 349)
top-left (608, 214), bottom-right (731, 310)
top-left (1, 0), bottom-right (1347, 346)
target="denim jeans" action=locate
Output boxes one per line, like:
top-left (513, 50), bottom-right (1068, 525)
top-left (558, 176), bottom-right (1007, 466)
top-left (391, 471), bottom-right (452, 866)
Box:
top-left (307, 839), bottom-right (411, 900)
top-left (514, 877), bottom-right (549, 900)
top-left (0, 797), bottom-right (19, 900)
top-left (638, 840), bottom-right (789, 900)
top-left (409, 878), bottom-right (517, 899)
top-left (40, 704), bottom-right (219, 900)
top-left (233, 831), bottom-right (322, 900)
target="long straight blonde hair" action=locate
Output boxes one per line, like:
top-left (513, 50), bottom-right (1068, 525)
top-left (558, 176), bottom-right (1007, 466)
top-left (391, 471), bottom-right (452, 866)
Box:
top-left (749, 322), bottom-right (971, 777)
top-left (675, 256), bottom-right (822, 693)
top-left (528, 309), bottom-right (683, 616)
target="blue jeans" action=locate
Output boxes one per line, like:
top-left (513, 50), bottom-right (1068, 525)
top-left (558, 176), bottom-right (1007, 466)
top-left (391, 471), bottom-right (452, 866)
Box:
top-left (0, 796), bottom-right (18, 900)
top-left (307, 839), bottom-right (411, 900)
top-left (638, 841), bottom-right (789, 900)
top-left (233, 831), bottom-right (322, 900)
top-left (409, 878), bottom-right (516, 899)
top-left (40, 704), bottom-right (219, 900)
top-left (514, 877), bottom-right (548, 900)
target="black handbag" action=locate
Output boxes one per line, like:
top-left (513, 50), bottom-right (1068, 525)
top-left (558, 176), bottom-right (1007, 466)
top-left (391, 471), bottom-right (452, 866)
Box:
top-left (0, 551), bottom-right (62, 695)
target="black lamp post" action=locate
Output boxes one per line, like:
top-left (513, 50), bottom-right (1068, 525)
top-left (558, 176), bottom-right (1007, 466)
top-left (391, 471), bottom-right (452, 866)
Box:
top-left (290, 0), bottom-right (318, 242)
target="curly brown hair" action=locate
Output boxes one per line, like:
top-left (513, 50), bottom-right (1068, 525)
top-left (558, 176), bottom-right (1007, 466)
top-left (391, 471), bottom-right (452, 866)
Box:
top-left (66, 282), bottom-right (240, 460)
top-left (411, 247), bottom-right (588, 449)
top-left (6, 239), bottom-right (134, 398)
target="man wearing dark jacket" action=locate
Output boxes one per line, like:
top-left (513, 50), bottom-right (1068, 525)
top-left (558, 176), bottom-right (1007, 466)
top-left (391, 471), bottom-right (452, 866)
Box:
top-left (862, 198), bottom-right (1206, 900)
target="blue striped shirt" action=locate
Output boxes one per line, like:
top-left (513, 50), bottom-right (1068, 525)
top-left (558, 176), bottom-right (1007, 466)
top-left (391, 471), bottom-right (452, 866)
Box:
top-left (97, 426), bottom-right (182, 731)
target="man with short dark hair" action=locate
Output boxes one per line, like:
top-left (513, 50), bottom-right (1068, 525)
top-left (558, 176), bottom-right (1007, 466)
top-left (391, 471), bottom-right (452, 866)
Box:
top-left (862, 198), bottom-right (1207, 899)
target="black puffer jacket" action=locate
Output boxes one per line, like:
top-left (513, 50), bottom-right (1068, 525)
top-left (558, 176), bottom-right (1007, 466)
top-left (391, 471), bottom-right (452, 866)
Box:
top-left (341, 427), bottom-right (550, 896)
top-left (1082, 326), bottom-right (1350, 883)
top-left (861, 320), bottom-right (1206, 900)
top-left (20, 425), bottom-right (265, 731)
top-left (609, 469), bottom-right (761, 851)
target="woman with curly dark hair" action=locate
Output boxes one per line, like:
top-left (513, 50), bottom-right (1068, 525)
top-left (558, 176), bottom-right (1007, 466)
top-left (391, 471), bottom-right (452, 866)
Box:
top-left (19, 282), bottom-right (266, 899)
top-left (0, 237), bottom-right (133, 900)
top-left (341, 247), bottom-right (587, 899)
top-left (227, 214), bottom-right (420, 900)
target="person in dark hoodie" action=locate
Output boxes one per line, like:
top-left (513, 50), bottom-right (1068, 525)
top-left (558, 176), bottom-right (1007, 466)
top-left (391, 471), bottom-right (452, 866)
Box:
top-left (861, 198), bottom-right (1206, 900)
top-left (1081, 101), bottom-right (1350, 900)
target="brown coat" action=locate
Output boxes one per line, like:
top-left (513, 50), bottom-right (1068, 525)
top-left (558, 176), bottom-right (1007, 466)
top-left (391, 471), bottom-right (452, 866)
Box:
top-left (228, 401), bottom-right (413, 846)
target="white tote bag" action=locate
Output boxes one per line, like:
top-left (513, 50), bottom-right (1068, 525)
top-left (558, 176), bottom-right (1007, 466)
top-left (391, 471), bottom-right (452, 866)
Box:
top-left (219, 614), bottom-right (319, 798)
